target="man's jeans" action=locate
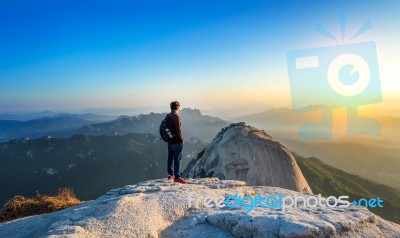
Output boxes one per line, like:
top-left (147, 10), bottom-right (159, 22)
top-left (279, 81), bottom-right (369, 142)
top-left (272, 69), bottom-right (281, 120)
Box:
top-left (167, 143), bottom-right (183, 179)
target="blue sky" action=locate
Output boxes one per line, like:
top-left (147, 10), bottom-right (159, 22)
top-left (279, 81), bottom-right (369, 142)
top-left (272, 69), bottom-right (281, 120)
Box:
top-left (0, 0), bottom-right (399, 113)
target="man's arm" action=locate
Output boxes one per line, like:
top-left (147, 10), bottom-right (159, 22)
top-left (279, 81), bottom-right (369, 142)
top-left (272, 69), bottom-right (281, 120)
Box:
top-left (170, 114), bottom-right (184, 143)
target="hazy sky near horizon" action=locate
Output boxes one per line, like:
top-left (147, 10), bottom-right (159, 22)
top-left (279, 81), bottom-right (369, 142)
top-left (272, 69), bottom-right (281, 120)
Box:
top-left (0, 0), bottom-right (399, 113)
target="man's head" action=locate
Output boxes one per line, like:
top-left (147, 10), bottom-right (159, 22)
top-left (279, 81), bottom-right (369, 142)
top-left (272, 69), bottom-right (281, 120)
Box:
top-left (170, 101), bottom-right (180, 111)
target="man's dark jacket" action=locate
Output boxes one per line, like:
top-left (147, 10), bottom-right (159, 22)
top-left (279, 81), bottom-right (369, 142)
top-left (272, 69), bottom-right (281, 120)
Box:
top-left (168, 111), bottom-right (184, 144)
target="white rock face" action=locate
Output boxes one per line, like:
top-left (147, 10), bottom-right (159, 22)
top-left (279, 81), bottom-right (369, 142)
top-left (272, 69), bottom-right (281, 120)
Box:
top-left (1, 178), bottom-right (399, 238)
top-left (183, 123), bottom-right (312, 193)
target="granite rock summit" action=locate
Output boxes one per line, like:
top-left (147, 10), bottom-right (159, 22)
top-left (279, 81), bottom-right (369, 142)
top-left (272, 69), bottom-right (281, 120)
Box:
top-left (183, 123), bottom-right (312, 193)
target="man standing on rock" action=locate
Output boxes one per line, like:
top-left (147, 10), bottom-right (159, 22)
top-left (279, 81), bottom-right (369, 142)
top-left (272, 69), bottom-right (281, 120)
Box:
top-left (167, 101), bottom-right (188, 184)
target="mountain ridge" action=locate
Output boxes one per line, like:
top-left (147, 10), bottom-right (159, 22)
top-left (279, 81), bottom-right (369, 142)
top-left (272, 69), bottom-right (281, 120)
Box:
top-left (0, 116), bottom-right (95, 142)
top-left (77, 108), bottom-right (230, 142)
top-left (0, 133), bottom-right (207, 205)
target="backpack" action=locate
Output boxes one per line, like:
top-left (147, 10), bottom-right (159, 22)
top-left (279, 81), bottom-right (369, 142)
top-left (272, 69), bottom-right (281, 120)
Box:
top-left (159, 113), bottom-right (175, 142)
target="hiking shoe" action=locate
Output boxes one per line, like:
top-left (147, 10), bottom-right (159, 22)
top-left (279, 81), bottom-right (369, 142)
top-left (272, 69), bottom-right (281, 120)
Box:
top-left (167, 175), bottom-right (174, 181)
top-left (174, 177), bottom-right (188, 184)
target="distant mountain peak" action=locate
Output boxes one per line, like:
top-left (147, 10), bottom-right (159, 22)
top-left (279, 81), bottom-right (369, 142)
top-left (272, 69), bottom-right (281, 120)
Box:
top-left (180, 108), bottom-right (202, 115)
top-left (114, 115), bottom-right (133, 122)
top-left (116, 115), bottom-right (131, 119)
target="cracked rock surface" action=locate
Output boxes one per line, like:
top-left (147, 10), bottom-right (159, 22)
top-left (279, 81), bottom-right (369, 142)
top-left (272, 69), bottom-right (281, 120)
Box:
top-left (1, 178), bottom-right (399, 238)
